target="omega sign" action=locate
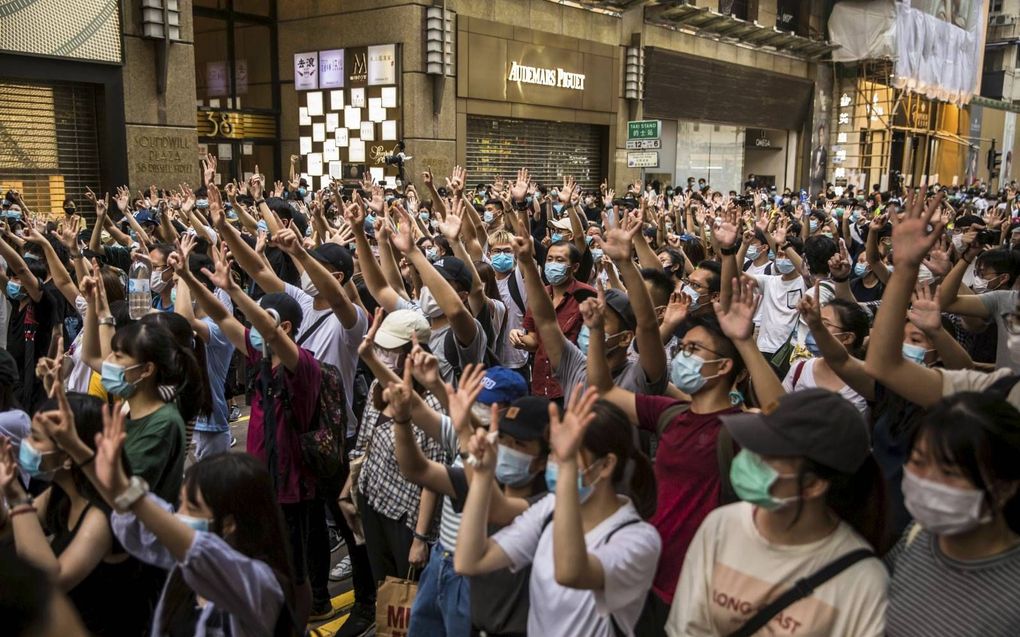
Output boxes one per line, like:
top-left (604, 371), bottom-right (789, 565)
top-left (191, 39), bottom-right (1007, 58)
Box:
top-left (507, 60), bottom-right (586, 90)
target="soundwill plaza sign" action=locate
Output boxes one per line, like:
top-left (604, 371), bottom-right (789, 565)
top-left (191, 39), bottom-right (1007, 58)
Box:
top-left (507, 60), bottom-right (586, 90)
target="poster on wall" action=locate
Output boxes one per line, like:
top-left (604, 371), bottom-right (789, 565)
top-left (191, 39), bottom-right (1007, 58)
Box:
top-left (294, 52), bottom-right (319, 90)
top-left (965, 106), bottom-right (982, 185)
top-left (320, 49), bottom-right (345, 89)
top-left (206, 61), bottom-right (228, 97)
top-left (811, 64), bottom-right (833, 194)
top-left (1003, 112), bottom-right (1016, 184)
top-left (346, 47), bottom-right (368, 87)
top-left (367, 44), bottom-right (397, 86)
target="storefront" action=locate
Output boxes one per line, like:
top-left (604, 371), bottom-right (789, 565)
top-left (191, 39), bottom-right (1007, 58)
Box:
top-left (642, 48), bottom-right (812, 193)
top-left (456, 18), bottom-right (617, 189)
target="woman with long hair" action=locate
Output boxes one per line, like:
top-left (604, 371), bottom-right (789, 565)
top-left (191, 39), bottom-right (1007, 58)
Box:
top-left (885, 392), bottom-right (1020, 636)
top-left (0, 390), bottom-right (150, 636)
top-left (455, 386), bottom-right (661, 636)
top-left (667, 388), bottom-right (889, 637)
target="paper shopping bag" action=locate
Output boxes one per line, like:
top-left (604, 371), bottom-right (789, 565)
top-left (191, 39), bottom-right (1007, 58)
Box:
top-left (375, 574), bottom-right (418, 637)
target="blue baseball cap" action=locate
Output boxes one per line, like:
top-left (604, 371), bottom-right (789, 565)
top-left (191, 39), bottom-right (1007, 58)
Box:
top-left (478, 366), bottom-right (527, 405)
top-left (134, 209), bottom-right (158, 226)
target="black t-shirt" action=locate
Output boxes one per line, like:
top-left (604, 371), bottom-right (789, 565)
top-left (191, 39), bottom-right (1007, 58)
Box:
top-left (7, 285), bottom-right (60, 412)
top-left (850, 276), bottom-right (885, 303)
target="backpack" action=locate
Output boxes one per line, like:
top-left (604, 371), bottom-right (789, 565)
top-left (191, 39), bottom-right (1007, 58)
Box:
top-left (281, 360), bottom-right (349, 480)
top-left (444, 305), bottom-right (504, 383)
top-left (655, 403), bottom-right (738, 505)
top-left (507, 273), bottom-right (526, 315)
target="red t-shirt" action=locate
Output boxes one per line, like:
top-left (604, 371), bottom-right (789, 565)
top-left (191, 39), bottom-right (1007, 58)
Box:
top-left (635, 394), bottom-right (741, 603)
top-left (246, 333), bottom-right (322, 504)
top-left (521, 279), bottom-right (595, 399)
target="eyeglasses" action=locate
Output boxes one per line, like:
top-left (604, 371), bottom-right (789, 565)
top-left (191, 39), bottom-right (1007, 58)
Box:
top-left (821, 320), bottom-right (847, 334)
top-left (1003, 312), bottom-right (1020, 335)
top-left (681, 279), bottom-right (710, 293)
top-left (677, 341), bottom-right (726, 359)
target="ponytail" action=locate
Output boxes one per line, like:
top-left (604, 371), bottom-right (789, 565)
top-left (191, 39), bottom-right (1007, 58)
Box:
top-left (585, 400), bottom-right (659, 520)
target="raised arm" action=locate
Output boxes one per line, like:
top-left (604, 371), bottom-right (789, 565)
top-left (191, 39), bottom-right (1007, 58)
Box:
top-left (908, 284), bottom-right (974, 371)
top-left (716, 276), bottom-right (785, 406)
top-left (274, 227), bottom-right (359, 328)
top-left (347, 194), bottom-right (403, 312)
top-left (174, 244), bottom-right (246, 351)
top-left (512, 227), bottom-right (567, 369)
top-left (797, 290), bottom-right (875, 400)
top-left (208, 189), bottom-right (284, 295)
top-left (936, 241), bottom-right (989, 319)
top-left (864, 215), bottom-right (892, 284)
top-left (862, 191), bottom-right (946, 407)
top-left (26, 225), bottom-right (78, 305)
top-left (440, 199), bottom-right (486, 317)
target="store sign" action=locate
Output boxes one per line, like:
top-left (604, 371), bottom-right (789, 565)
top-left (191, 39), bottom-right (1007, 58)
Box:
top-left (507, 61), bottom-right (586, 90)
top-left (625, 139), bottom-right (661, 150)
top-left (368, 45), bottom-right (397, 86)
top-left (628, 120), bottom-right (661, 140)
top-left (127, 126), bottom-right (198, 187)
top-left (320, 50), bottom-right (344, 88)
top-left (294, 52), bottom-right (318, 90)
top-left (627, 150), bottom-right (659, 168)
top-left (347, 47), bottom-right (368, 87)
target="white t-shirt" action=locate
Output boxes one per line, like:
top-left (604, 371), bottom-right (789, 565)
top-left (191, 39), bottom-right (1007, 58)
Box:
top-left (284, 283), bottom-right (368, 436)
top-left (782, 358), bottom-right (869, 415)
top-left (751, 274), bottom-right (808, 352)
top-left (66, 296), bottom-right (93, 394)
top-left (667, 502), bottom-right (887, 637)
top-left (496, 269), bottom-right (529, 369)
top-left (492, 494), bottom-right (661, 637)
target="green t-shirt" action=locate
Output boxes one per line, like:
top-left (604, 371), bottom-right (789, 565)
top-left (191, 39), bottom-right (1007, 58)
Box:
top-left (123, 403), bottom-right (186, 504)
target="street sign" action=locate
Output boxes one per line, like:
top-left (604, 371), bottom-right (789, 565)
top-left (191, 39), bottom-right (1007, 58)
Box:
top-left (627, 150), bottom-right (659, 168)
top-left (627, 120), bottom-right (661, 140)
top-left (625, 139), bottom-right (661, 150)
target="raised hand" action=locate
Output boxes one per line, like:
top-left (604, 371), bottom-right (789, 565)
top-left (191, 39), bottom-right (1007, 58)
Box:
top-left (180, 184), bottom-right (196, 214)
top-left (579, 288), bottom-right (606, 329)
top-left (602, 208), bottom-right (641, 262)
top-left (509, 234), bottom-right (534, 262)
top-left (662, 290), bottom-right (691, 327)
top-left (388, 204), bottom-right (415, 254)
top-left (422, 168), bottom-right (434, 188)
top-left (272, 180), bottom-right (285, 198)
top-left (548, 384), bottom-right (599, 464)
top-left (772, 216), bottom-right (789, 246)
top-left (908, 283), bottom-right (943, 336)
top-left (828, 238), bottom-right (852, 280)
top-left (203, 155), bottom-right (217, 184)
top-left (446, 165), bottom-right (467, 194)
top-left (714, 276), bottom-right (760, 342)
top-left (345, 194), bottom-right (367, 230)
top-left (358, 307), bottom-right (385, 359)
top-left (0, 437), bottom-right (25, 500)
top-left (922, 246), bottom-right (951, 279)
top-left (408, 333), bottom-right (441, 388)
top-left (445, 363), bottom-right (486, 437)
top-left (796, 283), bottom-right (823, 330)
top-left (200, 244), bottom-right (235, 291)
top-left (438, 198), bottom-right (463, 240)
top-left (891, 189), bottom-right (945, 267)
top-left (510, 168), bottom-right (530, 202)
top-left (466, 406), bottom-right (500, 474)
top-left (712, 206), bottom-right (740, 249)
top-left (114, 186), bottom-right (131, 213)
top-left (249, 168), bottom-right (264, 199)
top-left (272, 227), bottom-right (303, 255)
top-left (559, 175), bottom-right (578, 205)
top-left (94, 403), bottom-right (131, 504)
top-left (382, 361), bottom-right (415, 424)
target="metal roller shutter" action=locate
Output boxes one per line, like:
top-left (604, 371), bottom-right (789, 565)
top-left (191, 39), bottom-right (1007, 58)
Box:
top-left (0, 80), bottom-right (101, 222)
top-left (466, 117), bottom-right (603, 190)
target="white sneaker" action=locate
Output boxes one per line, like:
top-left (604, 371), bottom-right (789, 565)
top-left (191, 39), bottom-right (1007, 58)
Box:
top-left (329, 556), bottom-right (352, 581)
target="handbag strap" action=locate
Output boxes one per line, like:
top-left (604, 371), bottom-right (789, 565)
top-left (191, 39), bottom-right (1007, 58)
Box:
top-left (297, 312), bottom-right (332, 346)
top-left (727, 548), bottom-right (874, 637)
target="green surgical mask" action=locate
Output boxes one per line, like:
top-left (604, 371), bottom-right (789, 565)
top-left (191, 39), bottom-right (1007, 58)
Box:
top-left (729, 449), bottom-right (800, 510)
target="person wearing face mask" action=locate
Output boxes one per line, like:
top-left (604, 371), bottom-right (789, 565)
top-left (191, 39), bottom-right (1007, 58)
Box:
top-left (0, 391), bottom-right (152, 637)
top-left (147, 244), bottom-right (176, 311)
top-left (488, 230), bottom-right (531, 379)
top-left (86, 411), bottom-right (299, 637)
top-left (737, 229), bottom-right (774, 276)
top-left (456, 388), bottom-right (661, 637)
top-left (667, 389), bottom-right (890, 637)
top-left (850, 251), bottom-right (885, 302)
top-left (885, 393), bottom-right (1020, 636)
top-left (745, 224), bottom-right (811, 368)
top-left (938, 246), bottom-right (1020, 373)
top-left (510, 232), bottom-right (595, 403)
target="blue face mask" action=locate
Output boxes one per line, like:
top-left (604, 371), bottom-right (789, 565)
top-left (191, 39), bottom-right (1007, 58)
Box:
top-left (365, 214), bottom-right (377, 227)
top-left (834, 207), bottom-right (845, 217)
top-left (490, 253), bottom-right (514, 273)
top-left (426, 248), bottom-right (439, 262)
top-left (544, 262), bottom-right (570, 285)
top-left (902, 342), bottom-right (930, 366)
top-left (100, 361), bottom-right (142, 398)
top-left (745, 245), bottom-right (760, 260)
top-left (585, 235), bottom-right (595, 246)
top-left (551, 233), bottom-right (564, 243)
top-left (850, 211), bottom-right (861, 223)
top-left (775, 258), bottom-right (795, 274)
top-left (853, 262), bottom-right (868, 277)
top-left (805, 331), bottom-right (822, 357)
top-left (544, 461), bottom-right (597, 502)
top-left (249, 327), bottom-right (265, 351)
top-left (809, 220), bottom-right (819, 233)
top-left (495, 446), bottom-right (538, 488)
top-left (176, 514), bottom-right (211, 532)
top-left (670, 351), bottom-right (718, 394)
top-left (6, 281), bottom-right (26, 301)
top-left (195, 199), bottom-right (209, 210)
top-left (19, 439), bottom-right (57, 480)
top-left (256, 220), bottom-right (268, 233)
top-left (483, 211), bottom-right (494, 224)
top-left (768, 249), bottom-right (776, 261)
top-left (297, 188), bottom-right (307, 198)
top-left (681, 284), bottom-right (701, 311)
top-left (590, 248), bottom-right (604, 261)
top-left (552, 203), bottom-right (564, 214)
top-left (419, 212), bottom-right (430, 223)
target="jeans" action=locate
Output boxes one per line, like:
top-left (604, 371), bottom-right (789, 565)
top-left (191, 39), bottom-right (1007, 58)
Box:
top-left (193, 430), bottom-right (230, 460)
top-left (409, 543), bottom-right (470, 637)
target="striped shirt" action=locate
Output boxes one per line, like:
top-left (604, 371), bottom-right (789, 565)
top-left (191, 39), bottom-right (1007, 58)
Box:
top-left (885, 526), bottom-right (1020, 636)
top-left (437, 416), bottom-right (463, 551)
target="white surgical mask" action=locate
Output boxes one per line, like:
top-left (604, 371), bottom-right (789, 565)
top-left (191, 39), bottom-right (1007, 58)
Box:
top-left (902, 469), bottom-right (992, 536)
top-left (417, 287), bottom-right (444, 319)
top-left (300, 271), bottom-right (318, 297)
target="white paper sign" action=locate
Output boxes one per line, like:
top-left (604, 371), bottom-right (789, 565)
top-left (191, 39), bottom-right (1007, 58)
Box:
top-left (329, 90), bottom-right (344, 110)
top-left (367, 44), bottom-right (397, 86)
top-left (299, 136), bottom-right (312, 154)
top-left (319, 49), bottom-right (344, 88)
top-left (349, 139), bottom-right (365, 162)
top-left (294, 52), bottom-right (318, 90)
top-left (217, 143), bottom-right (233, 160)
top-left (344, 106), bottom-right (361, 128)
top-left (324, 139), bottom-right (339, 161)
top-left (307, 91), bottom-right (324, 116)
top-left (325, 113), bottom-right (339, 132)
top-left (307, 153), bottom-right (323, 176)
top-left (242, 142), bottom-right (253, 156)
top-left (312, 123), bottom-right (326, 142)
top-left (335, 128), bottom-right (349, 146)
top-left (360, 122), bottom-right (375, 141)
top-left (329, 161), bottom-right (343, 179)
top-left (368, 98), bottom-right (386, 123)
top-left (299, 107), bottom-right (311, 126)
top-left (350, 88), bottom-right (366, 108)
top-left (381, 120), bottom-right (397, 140)
top-left (381, 86), bottom-right (397, 108)
top-left (369, 167), bottom-right (385, 183)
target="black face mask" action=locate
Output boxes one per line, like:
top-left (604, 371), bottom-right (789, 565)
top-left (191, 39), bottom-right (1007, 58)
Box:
top-left (64, 206), bottom-right (75, 215)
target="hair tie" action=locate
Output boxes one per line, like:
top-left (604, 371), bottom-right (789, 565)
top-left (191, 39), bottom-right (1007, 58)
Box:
top-left (158, 384), bottom-right (178, 403)
top-left (728, 389), bottom-right (744, 406)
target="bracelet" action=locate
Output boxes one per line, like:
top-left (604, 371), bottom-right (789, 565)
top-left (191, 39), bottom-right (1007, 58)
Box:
top-left (98, 317), bottom-right (116, 326)
top-left (831, 274), bottom-right (850, 283)
top-left (412, 531), bottom-right (430, 542)
top-left (7, 493), bottom-right (32, 509)
top-left (9, 506), bottom-right (36, 518)
top-left (255, 198), bottom-right (266, 205)
top-left (719, 245), bottom-right (738, 256)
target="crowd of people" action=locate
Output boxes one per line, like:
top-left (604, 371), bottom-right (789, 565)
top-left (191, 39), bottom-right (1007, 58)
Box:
top-left (0, 155), bottom-right (1019, 636)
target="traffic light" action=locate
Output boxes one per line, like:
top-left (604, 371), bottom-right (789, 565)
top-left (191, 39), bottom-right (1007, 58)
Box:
top-left (988, 142), bottom-right (1002, 178)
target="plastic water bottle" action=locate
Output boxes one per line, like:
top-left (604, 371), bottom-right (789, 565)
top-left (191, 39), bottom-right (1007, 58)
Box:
top-left (128, 260), bottom-right (151, 319)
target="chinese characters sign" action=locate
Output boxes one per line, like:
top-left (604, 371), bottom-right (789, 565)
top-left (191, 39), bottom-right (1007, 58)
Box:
top-left (294, 52), bottom-right (318, 90)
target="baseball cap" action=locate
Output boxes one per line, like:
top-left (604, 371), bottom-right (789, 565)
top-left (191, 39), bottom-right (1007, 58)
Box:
top-left (311, 243), bottom-right (354, 282)
top-left (548, 217), bottom-right (573, 232)
top-left (604, 289), bottom-right (637, 331)
top-left (500, 396), bottom-right (551, 442)
top-left (374, 309), bottom-right (431, 349)
top-left (720, 388), bottom-right (870, 474)
top-left (258, 292), bottom-right (304, 334)
top-left (478, 366), bottom-right (528, 405)
top-left (134, 209), bottom-right (158, 226)
top-left (432, 256), bottom-right (472, 290)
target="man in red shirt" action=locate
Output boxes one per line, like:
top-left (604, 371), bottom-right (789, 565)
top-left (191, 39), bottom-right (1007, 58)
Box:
top-left (510, 239), bottom-right (595, 402)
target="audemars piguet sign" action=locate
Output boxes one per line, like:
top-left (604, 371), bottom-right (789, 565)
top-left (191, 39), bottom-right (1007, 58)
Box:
top-left (507, 61), bottom-right (586, 90)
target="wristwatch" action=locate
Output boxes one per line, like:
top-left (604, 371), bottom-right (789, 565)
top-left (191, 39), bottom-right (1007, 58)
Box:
top-left (114, 476), bottom-right (150, 512)
top-left (720, 245), bottom-right (738, 256)
top-left (6, 493), bottom-right (33, 509)
top-left (254, 198), bottom-right (266, 205)
top-left (98, 317), bottom-right (116, 326)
